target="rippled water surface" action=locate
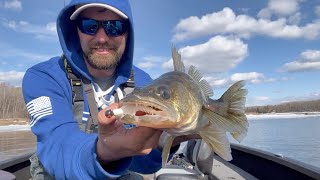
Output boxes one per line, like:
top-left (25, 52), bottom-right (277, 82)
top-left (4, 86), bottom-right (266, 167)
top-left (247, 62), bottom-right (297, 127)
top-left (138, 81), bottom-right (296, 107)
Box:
top-left (0, 130), bottom-right (36, 164)
top-left (233, 116), bottom-right (320, 169)
top-left (1, 116), bottom-right (320, 170)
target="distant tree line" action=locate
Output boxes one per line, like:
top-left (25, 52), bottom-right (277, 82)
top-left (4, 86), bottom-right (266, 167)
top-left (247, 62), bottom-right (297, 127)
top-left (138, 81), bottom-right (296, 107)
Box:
top-left (0, 83), bottom-right (28, 119)
top-left (246, 99), bottom-right (320, 114)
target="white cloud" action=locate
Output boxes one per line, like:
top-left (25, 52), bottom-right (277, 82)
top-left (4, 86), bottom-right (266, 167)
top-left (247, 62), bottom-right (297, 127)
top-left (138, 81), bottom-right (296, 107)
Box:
top-left (164, 35), bottom-right (248, 73)
top-left (0, 70), bottom-right (24, 87)
top-left (231, 72), bottom-right (265, 84)
top-left (280, 61), bottom-right (320, 72)
top-left (173, 7), bottom-right (236, 41)
top-left (276, 92), bottom-right (320, 104)
top-left (247, 91), bottom-right (320, 106)
top-left (3, 0), bottom-right (22, 11)
top-left (204, 72), bottom-right (282, 89)
top-left (205, 77), bottom-right (229, 88)
top-left (247, 96), bottom-right (271, 106)
top-left (255, 96), bottom-right (271, 101)
top-left (138, 61), bottom-right (155, 69)
top-left (300, 50), bottom-right (320, 62)
top-left (1, 18), bottom-right (57, 41)
top-left (279, 49), bottom-right (320, 72)
top-left (257, 8), bottom-right (272, 20)
top-left (172, 6), bottom-right (320, 41)
top-left (287, 12), bottom-right (301, 24)
top-left (258, 0), bottom-right (301, 19)
top-left (137, 55), bottom-right (167, 69)
top-left (246, 96), bottom-right (273, 106)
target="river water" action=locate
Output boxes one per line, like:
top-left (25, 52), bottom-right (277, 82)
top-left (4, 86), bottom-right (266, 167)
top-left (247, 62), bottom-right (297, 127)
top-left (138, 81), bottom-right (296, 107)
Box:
top-left (0, 116), bottom-right (320, 170)
top-left (232, 115), bottom-right (320, 169)
top-left (0, 129), bottom-right (36, 164)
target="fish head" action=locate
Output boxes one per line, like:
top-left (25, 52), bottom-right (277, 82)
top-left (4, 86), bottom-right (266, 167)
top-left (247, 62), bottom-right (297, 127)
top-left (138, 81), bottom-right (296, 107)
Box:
top-left (120, 72), bottom-right (203, 129)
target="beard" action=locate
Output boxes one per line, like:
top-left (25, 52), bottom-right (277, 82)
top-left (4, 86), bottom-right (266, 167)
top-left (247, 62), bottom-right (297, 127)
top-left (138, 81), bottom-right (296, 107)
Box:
top-left (84, 42), bottom-right (126, 70)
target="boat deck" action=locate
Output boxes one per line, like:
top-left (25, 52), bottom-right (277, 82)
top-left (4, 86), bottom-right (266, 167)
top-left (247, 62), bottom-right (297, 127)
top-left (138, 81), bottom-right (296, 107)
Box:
top-left (152, 155), bottom-right (258, 180)
top-left (1, 144), bottom-right (320, 180)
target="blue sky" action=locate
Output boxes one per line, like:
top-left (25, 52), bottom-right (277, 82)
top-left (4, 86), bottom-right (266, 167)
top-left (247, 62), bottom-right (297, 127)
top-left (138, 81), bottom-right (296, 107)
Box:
top-left (0, 0), bottom-right (320, 106)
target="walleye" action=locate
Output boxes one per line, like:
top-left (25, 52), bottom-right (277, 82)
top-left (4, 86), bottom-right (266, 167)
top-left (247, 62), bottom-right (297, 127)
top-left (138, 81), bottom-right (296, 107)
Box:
top-left (118, 47), bottom-right (248, 167)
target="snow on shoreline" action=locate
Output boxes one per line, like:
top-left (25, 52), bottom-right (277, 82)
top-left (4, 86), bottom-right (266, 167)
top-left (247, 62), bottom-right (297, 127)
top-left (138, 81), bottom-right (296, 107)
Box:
top-left (246, 112), bottom-right (320, 120)
top-left (0, 112), bottom-right (319, 131)
top-left (0, 124), bottom-right (31, 132)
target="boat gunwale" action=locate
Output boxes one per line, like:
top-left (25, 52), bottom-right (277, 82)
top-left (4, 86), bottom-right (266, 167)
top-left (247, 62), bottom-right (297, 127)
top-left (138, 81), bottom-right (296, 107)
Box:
top-left (230, 143), bottom-right (320, 179)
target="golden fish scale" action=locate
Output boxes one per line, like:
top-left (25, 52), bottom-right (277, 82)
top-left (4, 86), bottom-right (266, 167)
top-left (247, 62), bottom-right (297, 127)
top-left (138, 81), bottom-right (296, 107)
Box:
top-left (121, 71), bottom-right (205, 132)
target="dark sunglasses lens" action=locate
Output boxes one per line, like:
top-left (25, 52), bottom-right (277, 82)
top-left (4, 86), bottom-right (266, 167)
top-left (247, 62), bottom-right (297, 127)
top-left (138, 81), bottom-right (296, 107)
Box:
top-left (79, 19), bottom-right (99, 35)
top-left (103, 20), bottom-right (128, 37)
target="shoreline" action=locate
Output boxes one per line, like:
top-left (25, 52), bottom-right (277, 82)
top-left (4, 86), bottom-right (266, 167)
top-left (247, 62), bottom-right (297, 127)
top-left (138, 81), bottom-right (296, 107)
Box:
top-left (0, 124), bottom-right (31, 132)
top-left (0, 118), bottom-right (29, 126)
top-left (1, 112), bottom-right (320, 128)
top-left (246, 112), bottom-right (320, 120)
top-left (0, 118), bottom-right (30, 132)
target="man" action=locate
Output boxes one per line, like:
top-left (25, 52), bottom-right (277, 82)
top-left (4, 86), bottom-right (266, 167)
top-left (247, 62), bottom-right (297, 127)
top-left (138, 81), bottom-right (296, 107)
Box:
top-left (23, 0), bottom-right (183, 179)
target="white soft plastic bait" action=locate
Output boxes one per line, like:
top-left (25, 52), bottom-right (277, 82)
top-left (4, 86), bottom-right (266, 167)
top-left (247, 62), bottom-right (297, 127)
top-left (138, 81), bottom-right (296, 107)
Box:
top-left (112, 108), bottom-right (124, 119)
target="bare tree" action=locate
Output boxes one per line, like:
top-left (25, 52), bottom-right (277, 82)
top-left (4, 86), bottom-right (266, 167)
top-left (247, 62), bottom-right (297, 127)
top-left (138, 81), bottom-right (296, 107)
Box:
top-left (0, 83), bottom-right (28, 119)
top-left (246, 99), bottom-right (320, 114)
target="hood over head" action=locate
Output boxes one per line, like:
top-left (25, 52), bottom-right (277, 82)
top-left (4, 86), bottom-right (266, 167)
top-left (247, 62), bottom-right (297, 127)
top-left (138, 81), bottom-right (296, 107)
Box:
top-left (57, 0), bottom-right (134, 90)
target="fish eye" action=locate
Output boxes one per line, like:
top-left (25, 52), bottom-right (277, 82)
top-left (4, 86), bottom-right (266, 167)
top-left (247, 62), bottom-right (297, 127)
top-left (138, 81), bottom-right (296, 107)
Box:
top-left (156, 86), bottom-right (171, 99)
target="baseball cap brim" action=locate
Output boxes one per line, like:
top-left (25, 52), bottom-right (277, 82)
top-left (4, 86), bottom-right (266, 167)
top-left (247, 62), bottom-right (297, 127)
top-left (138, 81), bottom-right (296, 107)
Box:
top-left (70, 3), bottom-right (128, 20)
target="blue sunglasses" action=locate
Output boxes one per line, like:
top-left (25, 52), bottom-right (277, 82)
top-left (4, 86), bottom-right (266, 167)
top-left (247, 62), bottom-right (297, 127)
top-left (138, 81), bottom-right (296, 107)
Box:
top-left (76, 18), bottom-right (129, 37)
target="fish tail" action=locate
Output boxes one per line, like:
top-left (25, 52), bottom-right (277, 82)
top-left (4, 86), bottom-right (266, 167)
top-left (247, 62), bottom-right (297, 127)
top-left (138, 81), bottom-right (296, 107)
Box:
top-left (199, 81), bottom-right (247, 161)
top-left (220, 80), bottom-right (248, 115)
top-left (205, 80), bottom-right (248, 142)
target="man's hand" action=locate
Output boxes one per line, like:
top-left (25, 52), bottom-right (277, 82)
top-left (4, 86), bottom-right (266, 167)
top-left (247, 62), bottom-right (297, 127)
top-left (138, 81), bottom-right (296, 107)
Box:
top-left (96, 103), bottom-right (163, 164)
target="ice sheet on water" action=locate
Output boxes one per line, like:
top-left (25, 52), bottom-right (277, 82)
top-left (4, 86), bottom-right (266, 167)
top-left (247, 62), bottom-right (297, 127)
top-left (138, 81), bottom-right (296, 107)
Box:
top-left (246, 112), bottom-right (320, 120)
top-left (0, 125), bottom-right (31, 132)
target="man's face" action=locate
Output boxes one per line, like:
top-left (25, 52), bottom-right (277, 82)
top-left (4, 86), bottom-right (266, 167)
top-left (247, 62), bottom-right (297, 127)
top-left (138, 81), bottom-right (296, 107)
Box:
top-left (77, 7), bottom-right (128, 70)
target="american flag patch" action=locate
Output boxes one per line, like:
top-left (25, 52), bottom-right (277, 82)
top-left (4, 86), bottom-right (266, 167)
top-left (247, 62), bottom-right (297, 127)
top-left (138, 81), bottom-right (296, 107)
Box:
top-left (27, 96), bottom-right (53, 127)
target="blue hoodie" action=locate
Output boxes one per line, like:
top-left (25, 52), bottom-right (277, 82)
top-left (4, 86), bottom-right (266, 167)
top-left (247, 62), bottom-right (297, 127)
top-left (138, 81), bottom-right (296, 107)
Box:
top-left (22, 0), bottom-right (176, 179)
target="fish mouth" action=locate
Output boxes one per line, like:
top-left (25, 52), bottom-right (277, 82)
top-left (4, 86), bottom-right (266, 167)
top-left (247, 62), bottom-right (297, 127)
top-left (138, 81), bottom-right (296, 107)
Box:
top-left (119, 99), bottom-right (178, 126)
top-left (121, 101), bottom-right (173, 117)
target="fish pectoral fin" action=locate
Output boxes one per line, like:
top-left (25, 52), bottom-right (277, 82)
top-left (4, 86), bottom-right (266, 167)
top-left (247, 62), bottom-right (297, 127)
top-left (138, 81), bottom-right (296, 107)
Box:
top-left (203, 109), bottom-right (248, 142)
top-left (199, 123), bottom-right (232, 161)
top-left (160, 134), bottom-right (176, 168)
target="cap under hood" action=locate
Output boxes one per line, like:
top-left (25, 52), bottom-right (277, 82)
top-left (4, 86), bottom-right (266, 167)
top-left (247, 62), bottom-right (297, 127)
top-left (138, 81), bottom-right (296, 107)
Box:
top-left (56, 0), bottom-right (134, 92)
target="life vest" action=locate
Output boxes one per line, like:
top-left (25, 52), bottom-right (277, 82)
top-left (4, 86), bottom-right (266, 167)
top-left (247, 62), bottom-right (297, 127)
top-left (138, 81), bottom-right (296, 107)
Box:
top-left (29, 55), bottom-right (135, 179)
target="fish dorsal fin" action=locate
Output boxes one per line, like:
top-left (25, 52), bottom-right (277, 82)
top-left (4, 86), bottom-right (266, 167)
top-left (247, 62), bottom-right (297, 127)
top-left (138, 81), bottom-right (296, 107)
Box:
top-left (188, 65), bottom-right (214, 98)
top-left (171, 47), bottom-right (213, 98)
top-left (172, 47), bottom-right (185, 72)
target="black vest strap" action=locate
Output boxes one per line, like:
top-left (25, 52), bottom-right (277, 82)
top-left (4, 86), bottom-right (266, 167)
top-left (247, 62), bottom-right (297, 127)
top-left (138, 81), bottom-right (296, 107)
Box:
top-left (124, 69), bottom-right (135, 88)
top-left (62, 55), bottom-right (135, 133)
top-left (82, 77), bottom-right (99, 133)
top-left (63, 56), bottom-right (83, 103)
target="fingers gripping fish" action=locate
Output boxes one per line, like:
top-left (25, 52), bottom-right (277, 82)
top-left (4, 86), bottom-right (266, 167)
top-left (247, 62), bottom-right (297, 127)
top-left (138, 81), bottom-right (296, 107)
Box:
top-left (116, 47), bottom-right (248, 167)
